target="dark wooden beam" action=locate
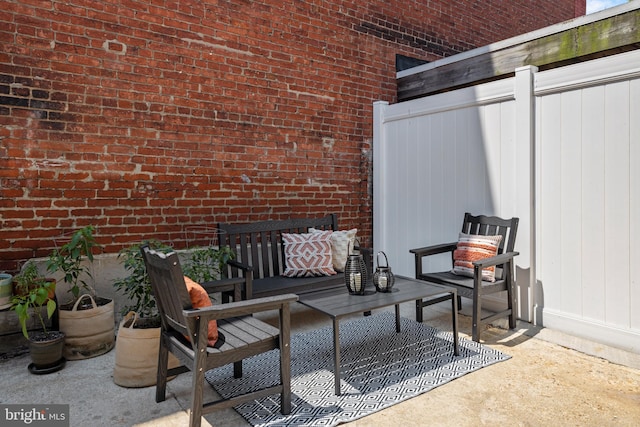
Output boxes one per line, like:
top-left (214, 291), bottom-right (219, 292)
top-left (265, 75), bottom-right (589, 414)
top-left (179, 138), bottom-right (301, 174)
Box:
top-left (397, 9), bottom-right (640, 102)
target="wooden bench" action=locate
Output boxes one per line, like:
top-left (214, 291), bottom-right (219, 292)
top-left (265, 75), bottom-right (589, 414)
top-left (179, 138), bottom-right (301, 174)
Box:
top-left (217, 214), bottom-right (370, 300)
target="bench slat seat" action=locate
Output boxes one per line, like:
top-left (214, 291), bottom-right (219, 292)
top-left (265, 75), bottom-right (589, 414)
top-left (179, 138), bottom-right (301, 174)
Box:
top-left (249, 274), bottom-right (345, 298)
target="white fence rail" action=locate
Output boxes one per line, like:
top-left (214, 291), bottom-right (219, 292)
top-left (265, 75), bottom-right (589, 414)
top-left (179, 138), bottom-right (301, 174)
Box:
top-left (373, 49), bottom-right (640, 353)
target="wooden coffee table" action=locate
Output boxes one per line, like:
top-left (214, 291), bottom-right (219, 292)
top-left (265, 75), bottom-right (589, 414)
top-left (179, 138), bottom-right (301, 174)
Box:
top-left (298, 275), bottom-right (459, 395)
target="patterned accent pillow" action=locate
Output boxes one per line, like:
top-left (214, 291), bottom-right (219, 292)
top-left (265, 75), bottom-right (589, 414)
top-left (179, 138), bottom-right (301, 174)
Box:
top-left (282, 231), bottom-right (337, 277)
top-left (310, 227), bottom-right (357, 272)
top-left (451, 233), bottom-right (503, 282)
top-left (184, 276), bottom-right (219, 346)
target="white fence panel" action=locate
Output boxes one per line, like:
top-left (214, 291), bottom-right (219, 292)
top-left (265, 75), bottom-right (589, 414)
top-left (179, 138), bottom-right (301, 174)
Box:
top-left (374, 49), bottom-right (640, 353)
top-left (535, 50), bottom-right (640, 352)
top-left (373, 78), bottom-right (528, 316)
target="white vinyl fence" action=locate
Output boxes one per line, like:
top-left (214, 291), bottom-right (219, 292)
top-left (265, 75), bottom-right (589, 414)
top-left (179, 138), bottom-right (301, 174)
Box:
top-left (373, 49), bottom-right (640, 353)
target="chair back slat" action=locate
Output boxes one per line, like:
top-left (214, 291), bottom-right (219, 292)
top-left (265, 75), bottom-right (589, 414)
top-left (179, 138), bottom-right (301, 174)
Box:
top-left (141, 246), bottom-right (193, 339)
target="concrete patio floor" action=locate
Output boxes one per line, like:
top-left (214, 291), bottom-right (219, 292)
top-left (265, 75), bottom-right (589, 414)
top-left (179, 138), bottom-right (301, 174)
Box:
top-left (1, 300), bottom-right (639, 427)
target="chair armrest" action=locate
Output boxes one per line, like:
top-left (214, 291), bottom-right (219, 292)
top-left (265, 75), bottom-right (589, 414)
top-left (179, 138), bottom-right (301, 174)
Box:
top-left (472, 251), bottom-right (520, 269)
top-left (410, 242), bottom-right (457, 257)
top-left (183, 293), bottom-right (299, 321)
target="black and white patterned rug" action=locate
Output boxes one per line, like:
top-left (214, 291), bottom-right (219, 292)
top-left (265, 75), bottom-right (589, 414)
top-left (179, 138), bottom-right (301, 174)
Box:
top-left (205, 312), bottom-right (510, 427)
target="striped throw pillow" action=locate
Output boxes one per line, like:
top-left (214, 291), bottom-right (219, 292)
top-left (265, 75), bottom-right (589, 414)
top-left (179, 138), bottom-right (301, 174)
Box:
top-left (282, 231), bottom-right (337, 277)
top-left (451, 233), bottom-right (503, 282)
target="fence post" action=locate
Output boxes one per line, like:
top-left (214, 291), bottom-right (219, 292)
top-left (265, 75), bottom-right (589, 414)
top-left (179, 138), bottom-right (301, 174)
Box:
top-left (514, 65), bottom-right (538, 324)
top-left (373, 101), bottom-right (389, 254)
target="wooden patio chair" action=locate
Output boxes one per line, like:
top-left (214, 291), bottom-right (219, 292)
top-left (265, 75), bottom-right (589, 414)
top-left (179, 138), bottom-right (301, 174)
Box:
top-left (410, 213), bottom-right (519, 342)
top-left (141, 245), bottom-right (298, 427)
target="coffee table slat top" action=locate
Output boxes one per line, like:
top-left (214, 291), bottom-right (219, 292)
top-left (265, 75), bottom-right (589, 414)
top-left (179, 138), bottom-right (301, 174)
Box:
top-left (298, 275), bottom-right (453, 318)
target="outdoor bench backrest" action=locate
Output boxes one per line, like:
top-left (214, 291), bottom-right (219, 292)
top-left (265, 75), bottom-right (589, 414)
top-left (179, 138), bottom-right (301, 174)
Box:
top-left (218, 214), bottom-right (338, 279)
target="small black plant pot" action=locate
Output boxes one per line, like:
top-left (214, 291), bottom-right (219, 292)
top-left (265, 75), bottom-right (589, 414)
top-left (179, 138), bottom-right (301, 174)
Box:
top-left (28, 331), bottom-right (66, 375)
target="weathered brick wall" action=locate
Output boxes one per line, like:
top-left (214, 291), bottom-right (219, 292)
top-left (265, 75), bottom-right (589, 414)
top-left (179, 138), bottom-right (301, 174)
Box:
top-left (0, 0), bottom-right (582, 271)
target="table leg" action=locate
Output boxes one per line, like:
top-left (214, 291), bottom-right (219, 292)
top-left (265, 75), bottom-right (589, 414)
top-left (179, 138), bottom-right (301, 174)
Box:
top-left (395, 304), bottom-right (401, 332)
top-left (451, 290), bottom-right (459, 356)
top-left (332, 317), bottom-right (341, 395)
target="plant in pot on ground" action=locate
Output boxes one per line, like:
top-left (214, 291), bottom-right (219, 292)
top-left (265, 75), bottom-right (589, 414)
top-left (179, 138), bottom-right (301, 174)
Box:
top-left (111, 239), bottom-right (234, 387)
top-left (113, 239), bottom-right (174, 327)
top-left (112, 240), bottom-right (177, 388)
top-left (47, 225), bottom-right (115, 360)
top-left (10, 262), bottom-right (65, 374)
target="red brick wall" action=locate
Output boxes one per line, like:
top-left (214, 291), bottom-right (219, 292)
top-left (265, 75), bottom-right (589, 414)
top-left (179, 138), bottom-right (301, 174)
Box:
top-left (0, 0), bottom-right (582, 271)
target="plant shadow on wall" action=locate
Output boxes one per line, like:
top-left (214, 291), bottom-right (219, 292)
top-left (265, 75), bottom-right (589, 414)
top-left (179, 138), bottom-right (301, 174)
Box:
top-left (10, 261), bottom-right (65, 374)
top-left (46, 226), bottom-right (115, 361)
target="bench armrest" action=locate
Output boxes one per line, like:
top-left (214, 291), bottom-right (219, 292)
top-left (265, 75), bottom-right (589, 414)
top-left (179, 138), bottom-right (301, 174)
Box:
top-left (200, 277), bottom-right (246, 300)
top-left (183, 293), bottom-right (299, 320)
top-left (200, 277), bottom-right (245, 294)
top-left (227, 258), bottom-right (253, 272)
top-left (213, 259), bottom-right (255, 300)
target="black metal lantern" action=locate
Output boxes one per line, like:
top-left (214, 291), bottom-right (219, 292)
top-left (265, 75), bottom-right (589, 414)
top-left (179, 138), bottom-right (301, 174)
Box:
top-left (344, 240), bottom-right (368, 295)
top-left (373, 251), bottom-right (395, 292)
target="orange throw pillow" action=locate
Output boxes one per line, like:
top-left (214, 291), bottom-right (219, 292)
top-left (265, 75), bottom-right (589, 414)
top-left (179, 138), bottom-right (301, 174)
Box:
top-left (184, 276), bottom-right (219, 346)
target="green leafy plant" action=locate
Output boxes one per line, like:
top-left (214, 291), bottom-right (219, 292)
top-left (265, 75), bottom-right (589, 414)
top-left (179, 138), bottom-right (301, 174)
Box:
top-left (183, 245), bottom-right (235, 284)
top-left (47, 225), bottom-right (98, 300)
top-left (11, 262), bottom-right (57, 339)
top-left (114, 240), bottom-right (234, 322)
top-left (12, 262), bottom-right (46, 295)
top-left (113, 240), bottom-right (173, 319)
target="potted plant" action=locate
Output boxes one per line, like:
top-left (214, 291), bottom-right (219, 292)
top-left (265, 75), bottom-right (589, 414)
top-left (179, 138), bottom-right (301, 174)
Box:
top-left (183, 244), bottom-right (235, 284)
top-left (47, 225), bottom-right (115, 360)
top-left (10, 262), bottom-right (65, 374)
top-left (113, 239), bottom-right (174, 325)
top-left (112, 240), bottom-right (178, 387)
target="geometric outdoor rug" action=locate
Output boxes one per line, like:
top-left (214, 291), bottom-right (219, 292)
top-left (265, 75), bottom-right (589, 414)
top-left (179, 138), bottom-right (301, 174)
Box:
top-left (205, 312), bottom-right (510, 427)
